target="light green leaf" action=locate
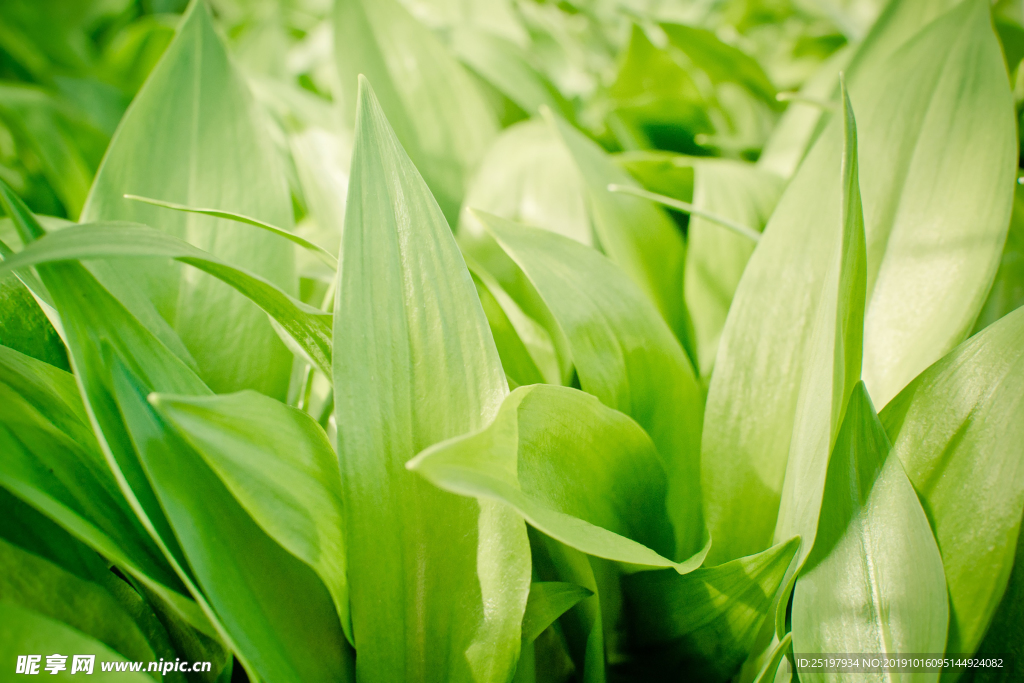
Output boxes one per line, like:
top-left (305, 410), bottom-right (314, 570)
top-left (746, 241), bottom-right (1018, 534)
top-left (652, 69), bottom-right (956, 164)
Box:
top-left (151, 390), bottom-right (351, 645)
top-left (615, 153), bottom-right (784, 376)
top-left (774, 81), bottom-right (866, 554)
top-left (478, 211), bottom-right (706, 559)
top-left (704, 79), bottom-right (865, 564)
top-left (332, 77), bottom-right (529, 683)
top-left (758, 0), bottom-right (959, 177)
top-left (880, 305), bottom-right (1024, 655)
top-left (82, 0), bottom-right (296, 399)
top-left (543, 109), bottom-right (693, 357)
top-left (0, 602), bottom-right (154, 682)
top-left (621, 537), bottom-right (799, 682)
top-left (108, 353), bottom-right (353, 683)
top-left (410, 384), bottom-right (704, 571)
top-left (334, 0), bottom-right (498, 223)
top-left (123, 194), bottom-right (337, 267)
top-left (0, 222), bottom-right (333, 377)
top-left (459, 119), bottom-right (592, 260)
top-left (522, 582), bottom-right (594, 645)
top-left (793, 383), bottom-right (948, 681)
top-left (451, 28), bottom-right (573, 121)
top-left (752, 633), bottom-right (793, 683)
top-left (702, 0), bottom-right (1014, 564)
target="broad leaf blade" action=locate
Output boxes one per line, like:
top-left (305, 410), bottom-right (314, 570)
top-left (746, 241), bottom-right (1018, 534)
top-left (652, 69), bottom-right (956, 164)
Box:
top-left (334, 0), bottom-right (498, 223)
top-left (480, 212), bottom-right (706, 559)
top-left (880, 305), bottom-right (1024, 655)
top-left (702, 0), bottom-right (1013, 564)
top-left (81, 0), bottom-right (296, 398)
top-left (409, 385), bottom-right (686, 569)
top-left (333, 77), bottom-right (529, 683)
top-left (793, 383), bottom-right (948, 680)
top-left (151, 390), bottom-right (351, 644)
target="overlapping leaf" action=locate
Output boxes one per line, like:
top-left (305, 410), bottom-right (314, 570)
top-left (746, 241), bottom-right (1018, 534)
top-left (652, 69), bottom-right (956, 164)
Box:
top-left (479, 212), bottom-right (706, 559)
top-left (0, 222), bottom-right (332, 375)
top-left (334, 0), bottom-right (498, 222)
top-left (880, 305), bottom-right (1024, 655)
top-left (81, 0), bottom-right (295, 398)
top-left (792, 383), bottom-right (948, 681)
top-left (702, 0), bottom-right (1014, 564)
top-left (332, 77), bottom-right (529, 683)
top-left (623, 537), bottom-right (799, 682)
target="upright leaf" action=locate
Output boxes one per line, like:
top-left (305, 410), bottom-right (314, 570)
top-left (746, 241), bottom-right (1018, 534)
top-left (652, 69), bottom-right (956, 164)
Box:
top-left (703, 81), bottom-right (866, 565)
top-left (702, 0), bottom-right (1014, 564)
top-left (81, 0), bottom-right (295, 398)
top-left (793, 384), bottom-right (948, 680)
top-left (334, 0), bottom-right (499, 222)
top-left (333, 77), bottom-right (530, 683)
top-left (478, 212), bottom-right (706, 559)
top-left (880, 305), bottom-right (1024, 655)
top-left (774, 83), bottom-right (867, 554)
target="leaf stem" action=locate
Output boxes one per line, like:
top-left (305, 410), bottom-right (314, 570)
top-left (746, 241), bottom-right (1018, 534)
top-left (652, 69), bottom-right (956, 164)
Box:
top-left (606, 184), bottom-right (762, 242)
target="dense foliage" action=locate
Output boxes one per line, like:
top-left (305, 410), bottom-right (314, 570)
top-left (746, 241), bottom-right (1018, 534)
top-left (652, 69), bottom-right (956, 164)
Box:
top-left (1, 0), bottom-right (1023, 681)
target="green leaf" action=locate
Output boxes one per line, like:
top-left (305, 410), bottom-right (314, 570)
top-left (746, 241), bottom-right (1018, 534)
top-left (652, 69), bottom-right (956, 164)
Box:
top-left (4, 190), bottom-right (351, 681)
top-left (0, 222), bottom-right (333, 376)
top-left (150, 390), bottom-right (351, 645)
top-left (973, 181), bottom-right (1024, 332)
top-left (0, 345), bottom-right (180, 597)
top-left (659, 23), bottom-right (778, 105)
top-left (773, 81), bottom-right (866, 555)
top-left (108, 353), bottom-right (353, 683)
top-left (123, 194), bottom-right (337, 267)
top-left (702, 0), bottom-right (1014, 564)
top-left (81, 0), bottom-right (296, 399)
top-left (334, 0), bottom-right (499, 223)
top-left (960, 508), bottom-right (1024, 683)
top-left (410, 384), bottom-right (703, 571)
top-left (478, 211), bottom-right (706, 559)
top-left (0, 537), bottom-right (158, 665)
top-left (621, 537), bottom-right (799, 682)
top-left (793, 383), bottom-right (948, 678)
top-left (703, 80), bottom-right (866, 565)
top-left (880, 305), bottom-right (1024, 655)
top-left (333, 77), bottom-right (529, 683)
top-left (0, 601), bottom-right (153, 682)
top-left (522, 582), bottom-right (594, 645)
top-left (0, 273), bottom-right (68, 370)
top-left (616, 153), bottom-right (784, 376)
top-left (459, 119), bottom-right (593, 263)
top-left (543, 109), bottom-right (693, 358)
top-left (758, 0), bottom-right (960, 177)
top-left (451, 28), bottom-right (573, 121)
